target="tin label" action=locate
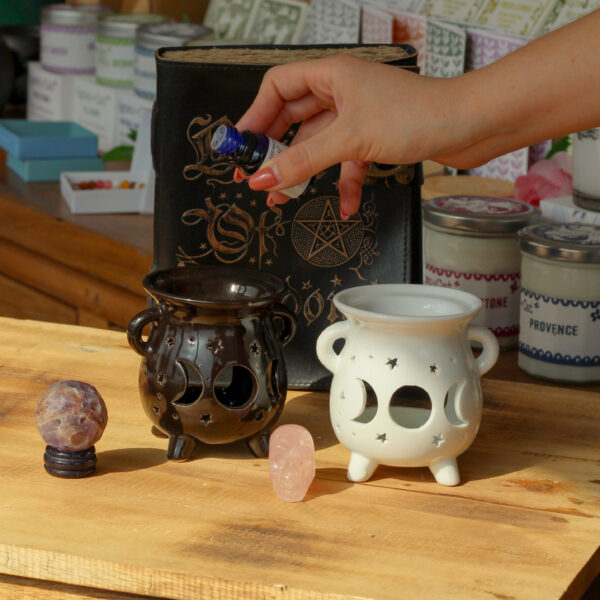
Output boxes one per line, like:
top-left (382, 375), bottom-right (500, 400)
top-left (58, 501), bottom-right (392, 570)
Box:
top-left (425, 264), bottom-right (520, 337)
top-left (96, 37), bottom-right (135, 86)
top-left (519, 287), bottom-right (600, 366)
top-left (41, 25), bottom-right (95, 72)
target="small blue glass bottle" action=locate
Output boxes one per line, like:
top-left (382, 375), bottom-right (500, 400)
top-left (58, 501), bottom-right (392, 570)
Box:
top-left (211, 124), bottom-right (312, 198)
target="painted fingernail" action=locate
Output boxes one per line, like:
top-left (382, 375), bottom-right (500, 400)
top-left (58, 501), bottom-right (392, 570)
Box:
top-left (340, 211), bottom-right (349, 220)
top-left (266, 194), bottom-right (275, 207)
top-left (249, 166), bottom-right (280, 190)
top-left (233, 168), bottom-right (244, 183)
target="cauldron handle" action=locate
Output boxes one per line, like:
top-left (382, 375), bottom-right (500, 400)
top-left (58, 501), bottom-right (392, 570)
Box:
top-left (127, 306), bottom-right (163, 357)
top-left (272, 303), bottom-right (297, 348)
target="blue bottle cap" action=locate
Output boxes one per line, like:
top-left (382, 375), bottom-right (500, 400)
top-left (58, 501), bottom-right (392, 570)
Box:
top-left (211, 124), bottom-right (244, 155)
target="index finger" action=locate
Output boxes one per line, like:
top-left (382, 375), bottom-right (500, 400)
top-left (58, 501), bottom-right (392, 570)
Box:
top-left (235, 58), bottom-right (334, 134)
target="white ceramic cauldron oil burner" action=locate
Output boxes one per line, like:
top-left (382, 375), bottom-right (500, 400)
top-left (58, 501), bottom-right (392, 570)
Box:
top-left (316, 284), bottom-right (499, 486)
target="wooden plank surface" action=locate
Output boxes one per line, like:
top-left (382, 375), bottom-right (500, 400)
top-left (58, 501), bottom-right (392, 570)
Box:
top-left (0, 317), bottom-right (598, 600)
top-left (0, 171), bottom-right (152, 297)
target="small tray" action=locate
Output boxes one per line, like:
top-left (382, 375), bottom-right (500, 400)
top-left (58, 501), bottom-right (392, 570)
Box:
top-left (60, 171), bottom-right (148, 214)
top-left (0, 120), bottom-right (98, 159)
top-left (8, 154), bottom-right (104, 182)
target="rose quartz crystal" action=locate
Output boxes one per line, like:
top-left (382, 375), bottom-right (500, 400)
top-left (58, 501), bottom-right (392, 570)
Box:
top-left (35, 381), bottom-right (108, 452)
top-left (269, 424), bottom-right (315, 502)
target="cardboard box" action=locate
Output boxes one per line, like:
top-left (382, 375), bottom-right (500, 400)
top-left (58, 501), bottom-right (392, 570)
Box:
top-left (73, 76), bottom-right (118, 153)
top-left (8, 154), bottom-right (104, 182)
top-left (0, 120), bottom-right (98, 159)
top-left (26, 62), bottom-right (77, 122)
top-left (115, 90), bottom-right (154, 146)
top-left (61, 107), bottom-right (153, 213)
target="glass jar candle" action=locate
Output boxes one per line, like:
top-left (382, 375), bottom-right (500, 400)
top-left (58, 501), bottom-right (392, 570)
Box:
top-left (423, 195), bottom-right (537, 350)
top-left (572, 128), bottom-right (600, 212)
top-left (96, 13), bottom-right (167, 87)
top-left (518, 223), bottom-right (600, 383)
top-left (41, 4), bottom-right (113, 74)
top-left (134, 22), bottom-right (212, 100)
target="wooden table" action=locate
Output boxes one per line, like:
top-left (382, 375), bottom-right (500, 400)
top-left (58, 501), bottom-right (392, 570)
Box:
top-left (0, 317), bottom-right (598, 600)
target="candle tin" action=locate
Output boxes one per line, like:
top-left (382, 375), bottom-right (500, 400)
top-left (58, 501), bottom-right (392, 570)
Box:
top-left (518, 223), bottom-right (600, 383)
top-left (41, 4), bottom-right (113, 74)
top-left (134, 22), bottom-right (212, 99)
top-left (572, 128), bottom-right (600, 212)
top-left (423, 195), bottom-right (538, 350)
top-left (96, 13), bottom-right (167, 87)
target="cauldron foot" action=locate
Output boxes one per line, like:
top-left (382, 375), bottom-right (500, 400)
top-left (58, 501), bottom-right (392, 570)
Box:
top-left (246, 431), bottom-right (270, 457)
top-left (151, 426), bottom-right (168, 439)
top-left (347, 452), bottom-right (378, 482)
top-left (429, 456), bottom-right (460, 486)
top-left (167, 434), bottom-right (196, 461)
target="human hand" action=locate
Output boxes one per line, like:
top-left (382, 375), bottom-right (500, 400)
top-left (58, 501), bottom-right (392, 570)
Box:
top-left (235, 54), bottom-right (474, 217)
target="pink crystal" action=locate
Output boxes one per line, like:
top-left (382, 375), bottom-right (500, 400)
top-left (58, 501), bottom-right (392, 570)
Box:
top-left (35, 381), bottom-right (108, 452)
top-left (269, 424), bottom-right (315, 502)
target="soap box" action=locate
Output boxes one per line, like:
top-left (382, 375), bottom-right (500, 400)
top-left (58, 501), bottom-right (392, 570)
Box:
top-left (0, 120), bottom-right (98, 159)
top-left (115, 89), bottom-right (154, 146)
top-left (61, 107), bottom-right (153, 213)
top-left (73, 76), bottom-right (118, 153)
top-left (8, 154), bottom-right (104, 182)
top-left (26, 62), bottom-right (77, 121)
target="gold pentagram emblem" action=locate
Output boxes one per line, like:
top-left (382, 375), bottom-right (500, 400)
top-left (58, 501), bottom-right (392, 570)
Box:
top-left (291, 196), bottom-right (363, 267)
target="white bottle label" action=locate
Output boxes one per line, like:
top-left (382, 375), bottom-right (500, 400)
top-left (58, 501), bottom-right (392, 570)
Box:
top-left (519, 287), bottom-right (600, 366)
top-left (260, 138), bottom-right (311, 198)
top-left (425, 264), bottom-right (520, 337)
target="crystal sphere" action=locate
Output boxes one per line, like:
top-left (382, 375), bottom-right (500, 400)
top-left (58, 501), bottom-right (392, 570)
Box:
top-left (35, 381), bottom-right (108, 452)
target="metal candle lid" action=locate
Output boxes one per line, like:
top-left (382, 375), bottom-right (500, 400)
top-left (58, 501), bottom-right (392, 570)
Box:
top-left (519, 223), bottom-right (600, 264)
top-left (42, 4), bottom-right (113, 27)
top-left (423, 195), bottom-right (537, 234)
top-left (98, 13), bottom-right (168, 38)
top-left (136, 22), bottom-right (213, 49)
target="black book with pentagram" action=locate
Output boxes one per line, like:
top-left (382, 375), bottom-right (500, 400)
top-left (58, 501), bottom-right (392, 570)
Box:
top-left (152, 45), bottom-right (423, 389)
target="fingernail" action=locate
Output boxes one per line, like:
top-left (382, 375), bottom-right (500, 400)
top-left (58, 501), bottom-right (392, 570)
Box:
top-left (266, 194), bottom-right (275, 207)
top-left (340, 211), bottom-right (349, 220)
top-left (233, 168), bottom-right (244, 183)
top-left (249, 166), bottom-right (280, 190)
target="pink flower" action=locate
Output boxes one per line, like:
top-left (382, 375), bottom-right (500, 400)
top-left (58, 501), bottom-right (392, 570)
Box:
top-left (514, 151), bottom-right (573, 207)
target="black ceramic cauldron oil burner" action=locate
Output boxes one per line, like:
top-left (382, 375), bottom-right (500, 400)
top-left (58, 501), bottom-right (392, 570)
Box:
top-left (127, 265), bottom-right (297, 461)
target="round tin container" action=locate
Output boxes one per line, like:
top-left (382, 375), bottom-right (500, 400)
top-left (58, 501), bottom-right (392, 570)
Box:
top-left (41, 4), bottom-right (113, 74)
top-left (134, 22), bottom-right (212, 99)
top-left (518, 223), bottom-right (600, 383)
top-left (572, 128), bottom-right (600, 212)
top-left (423, 195), bottom-right (538, 350)
top-left (96, 13), bottom-right (167, 87)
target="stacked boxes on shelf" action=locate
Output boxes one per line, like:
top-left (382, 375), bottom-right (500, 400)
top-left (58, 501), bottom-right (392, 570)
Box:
top-left (0, 120), bottom-right (104, 182)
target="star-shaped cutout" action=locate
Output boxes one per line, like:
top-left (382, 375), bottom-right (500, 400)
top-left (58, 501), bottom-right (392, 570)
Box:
top-left (200, 414), bottom-right (212, 426)
top-left (432, 433), bottom-right (445, 447)
top-left (165, 336), bottom-right (175, 348)
top-left (250, 341), bottom-right (261, 355)
top-left (376, 433), bottom-right (387, 443)
top-left (301, 280), bottom-right (312, 290)
top-left (386, 358), bottom-right (398, 369)
top-left (330, 274), bottom-right (342, 287)
top-left (430, 364), bottom-right (438, 374)
top-left (206, 338), bottom-right (223, 354)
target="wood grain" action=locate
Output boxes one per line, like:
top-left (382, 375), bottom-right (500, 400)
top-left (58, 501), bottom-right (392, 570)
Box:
top-left (0, 273), bottom-right (77, 325)
top-left (0, 318), bottom-right (598, 600)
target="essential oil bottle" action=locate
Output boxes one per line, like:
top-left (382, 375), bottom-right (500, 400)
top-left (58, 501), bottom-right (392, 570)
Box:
top-left (211, 124), bottom-right (312, 198)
